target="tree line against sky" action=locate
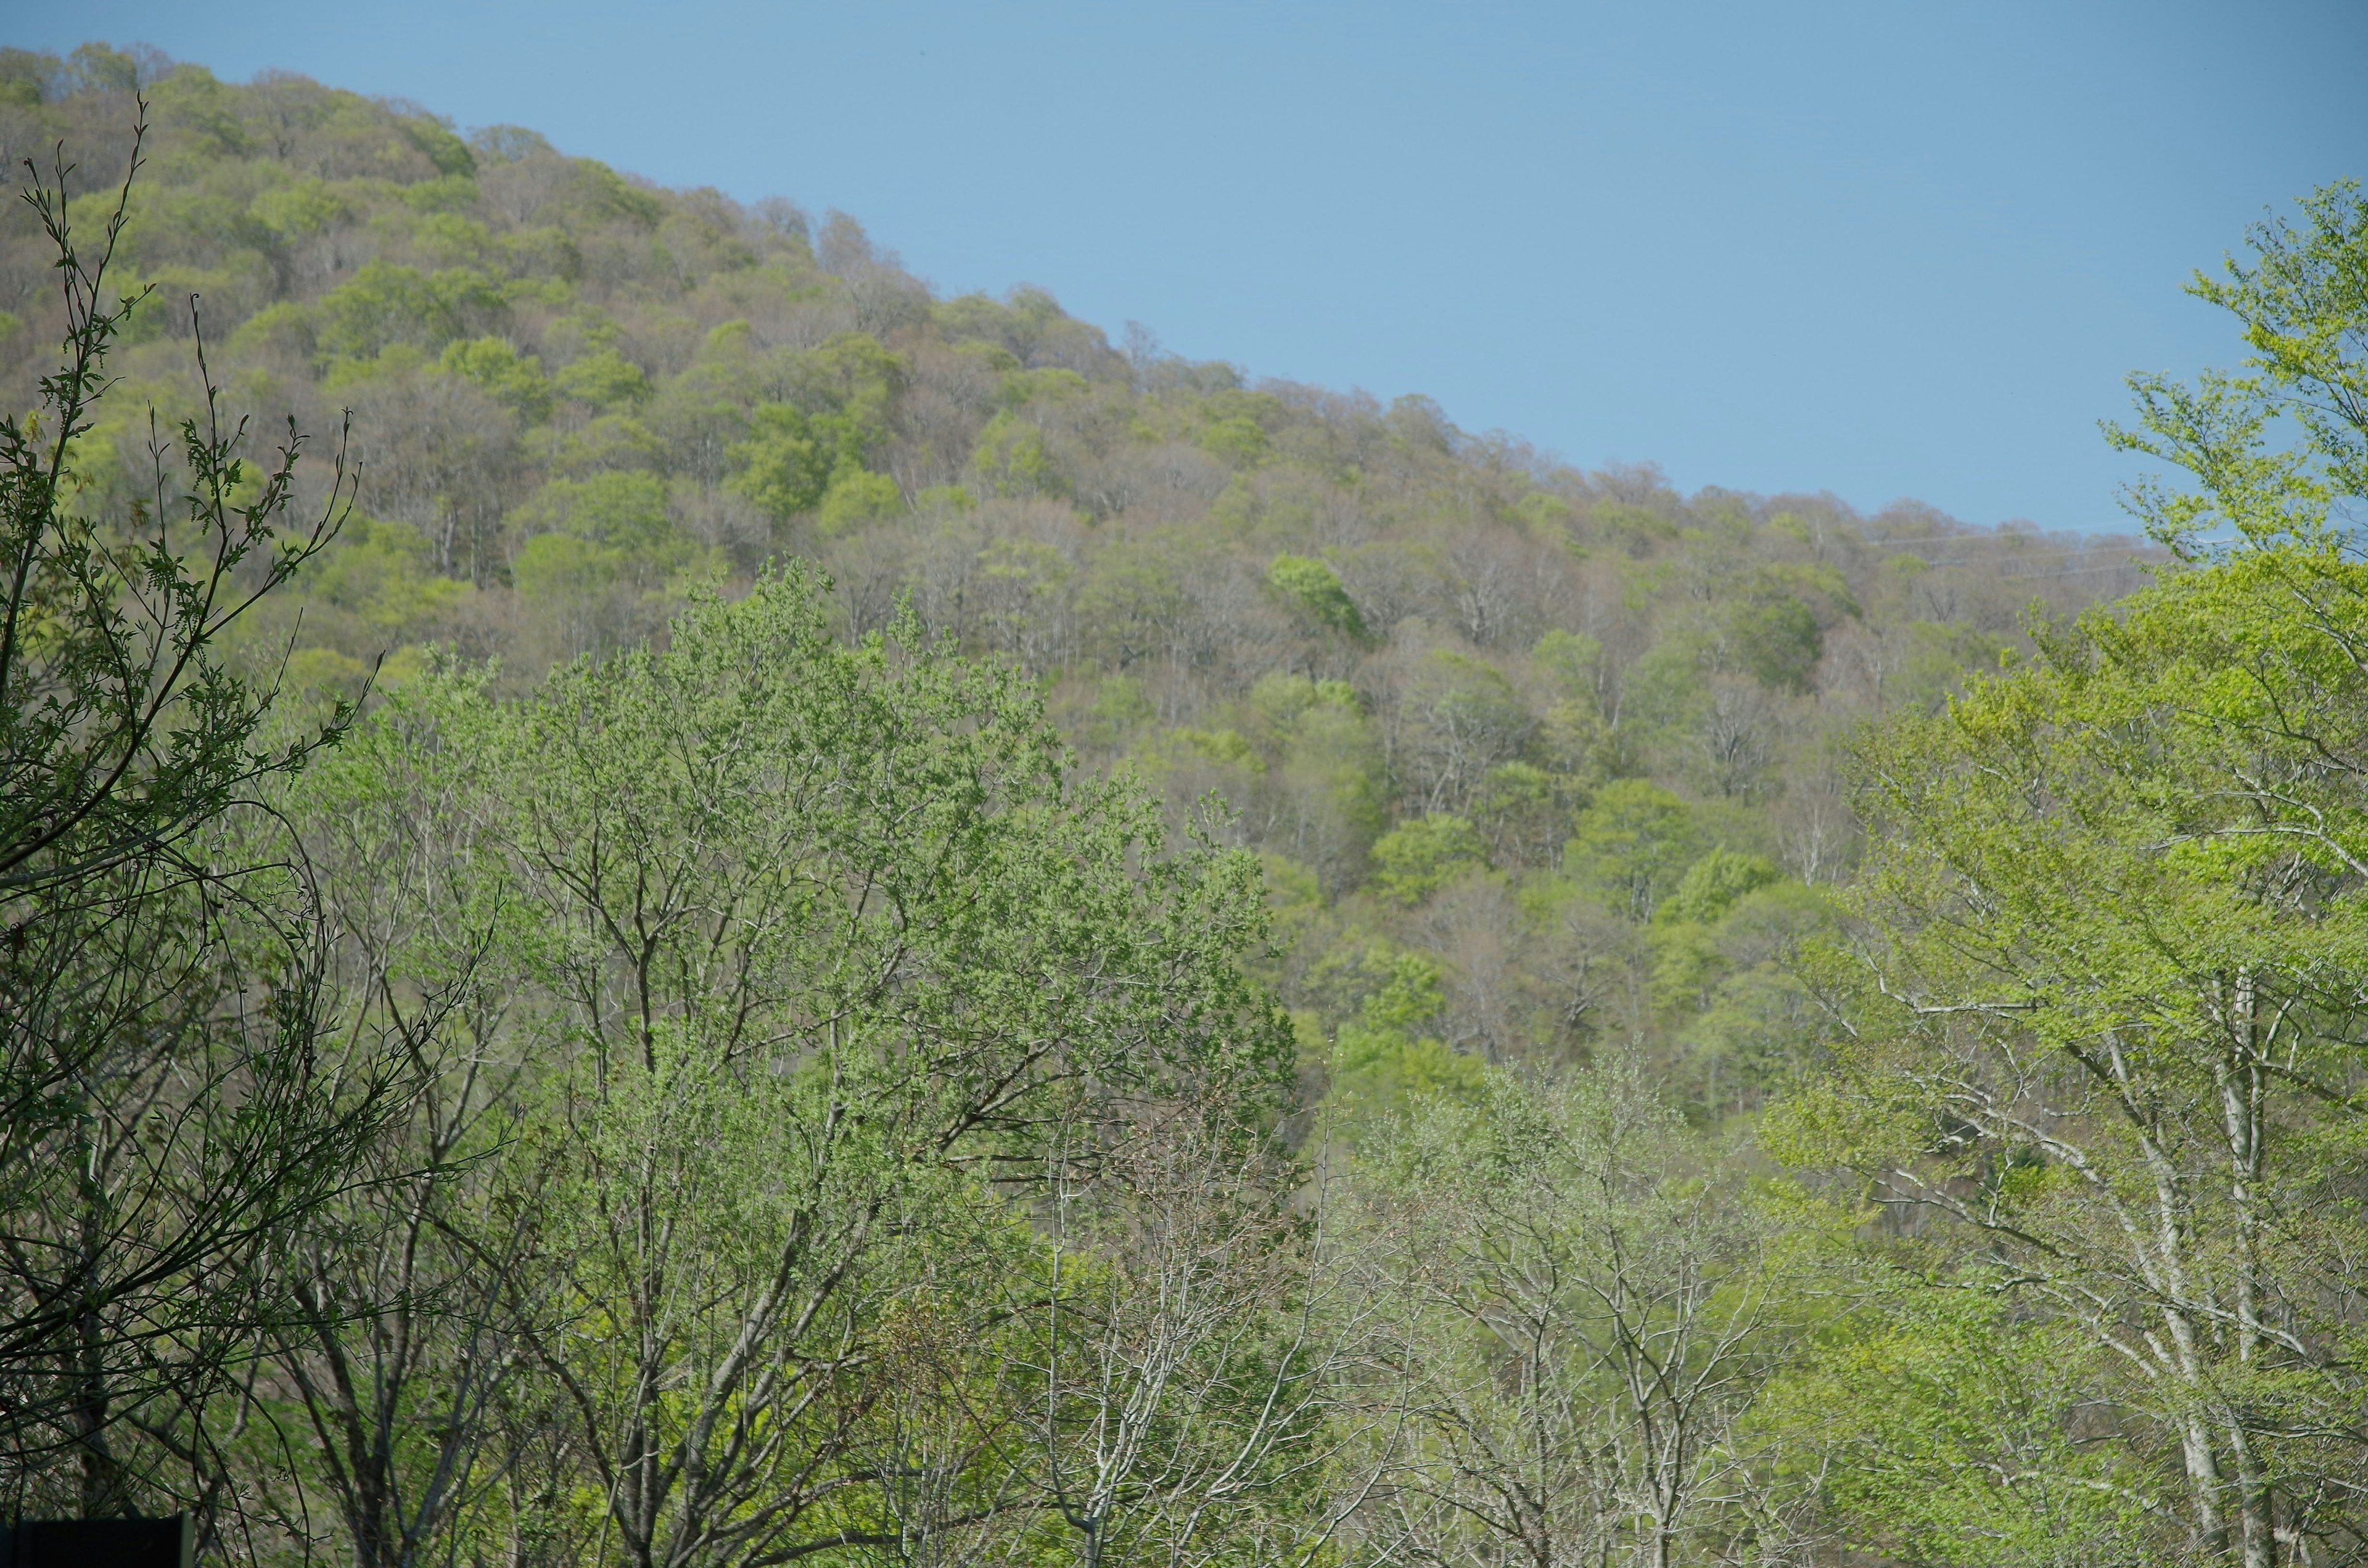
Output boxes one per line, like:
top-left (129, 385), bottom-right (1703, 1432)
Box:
top-left (4, 39), bottom-right (2364, 1568)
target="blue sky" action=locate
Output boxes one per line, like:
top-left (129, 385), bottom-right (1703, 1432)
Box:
top-left (15, 1), bottom-right (2366, 530)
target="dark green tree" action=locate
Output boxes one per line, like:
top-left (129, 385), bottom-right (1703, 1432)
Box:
top-left (0, 110), bottom-right (395, 1529)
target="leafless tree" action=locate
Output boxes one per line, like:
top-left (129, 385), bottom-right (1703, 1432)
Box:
top-left (1000, 1100), bottom-right (1389, 1568)
top-left (1345, 1068), bottom-right (1786, 1568)
top-left (1694, 676), bottom-right (1777, 799)
top-left (1419, 873), bottom-right (1522, 1060)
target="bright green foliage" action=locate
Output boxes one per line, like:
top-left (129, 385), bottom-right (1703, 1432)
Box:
top-left (509, 470), bottom-right (675, 557)
top-left (1346, 1067), bottom-right (1786, 1567)
top-left (1512, 487), bottom-right (1577, 539)
top-left (1759, 179), bottom-right (2368, 1566)
top-left (2108, 179), bottom-right (2367, 552)
top-left (791, 330), bottom-right (905, 414)
top-left (1655, 845), bottom-right (1780, 926)
top-left (1723, 591), bottom-right (1822, 691)
top-left (252, 178), bottom-right (348, 239)
top-left (1198, 413), bottom-right (1271, 467)
top-left (1786, 541), bottom-right (2368, 1558)
top-left (509, 529), bottom-right (617, 610)
top-left (1367, 813), bottom-right (1487, 903)
top-left (1782, 191), bottom-right (2368, 1550)
top-left (1756, 1282), bottom-right (2155, 1567)
top-left (1258, 675), bottom-right (1386, 891)
top-left (492, 571), bottom-right (1289, 1562)
top-left (1665, 878), bottom-right (1827, 1090)
top-left (551, 345), bottom-right (649, 409)
top-left (1565, 779), bottom-right (1700, 920)
top-left (727, 401), bottom-right (842, 518)
top-left (994, 365), bottom-right (1088, 408)
top-left (0, 52), bottom-right (2234, 1565)
top-left (1470, 758), bottom-right (1579, 866)
top-left (968, 409), bottom-right (1064, 498)
top-left (1531, 626), bottom-right (1603, 694)
top-left (302, 513), bottom-right (466, 631)
top-left (1266, 552), bottom-right (1368, 640)
top-left (813, 466), bottom-right (902, 534)
top-left (530, 411), bottom-right (663, 475)
top-left (273, 569), bottom-right (1298, 1567)
top-left (6, 46), bottom-right (2122, 942)
top-left (1325, 945), bottom-right (1486, 1117)
top-left (506, 472), bottom-right (705, 657)
top-left (1247, 670), bottom-right (1351, 725)
top-left (316, 260), bottom-right (505, 359)
top-left (724, 340), bottom-right (898, 522)
top-left (439, 334), bottom-right (553, 417)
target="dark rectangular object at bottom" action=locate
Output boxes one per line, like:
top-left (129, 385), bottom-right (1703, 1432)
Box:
top-left (0, 1516), bottom-right (192, 1567)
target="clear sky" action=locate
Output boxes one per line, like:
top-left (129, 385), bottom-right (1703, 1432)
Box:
top-left (14, 1), bottom-right (2366, 530)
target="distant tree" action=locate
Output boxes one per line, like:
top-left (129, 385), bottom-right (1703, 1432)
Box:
top-left (1388, 647), bottom-right (1532, 816)
top-left (1267, 554), bottom-right (1369, 644)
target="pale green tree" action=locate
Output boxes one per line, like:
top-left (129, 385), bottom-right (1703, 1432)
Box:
top-left (1780, 179), bottom-right (2368, 1568)
top-left (1347, 1068), bottom-right (1785, 1568)
top-left (464, 567), bottom-right (1293, 1568)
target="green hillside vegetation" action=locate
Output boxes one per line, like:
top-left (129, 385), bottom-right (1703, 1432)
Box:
top-left (18, 39), bottom-right (2368, 1568)
top-left (0, 46), bottom-right (2155, 1130)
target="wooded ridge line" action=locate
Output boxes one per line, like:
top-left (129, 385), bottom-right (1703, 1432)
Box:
top-left (3, 38), bottom-right (2362, 1568)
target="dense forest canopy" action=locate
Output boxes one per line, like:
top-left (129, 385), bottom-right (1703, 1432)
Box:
top-left (0, 41), bottom-right (2160, 1123)
top-left (9, 35), bottom-right (2367, 1568)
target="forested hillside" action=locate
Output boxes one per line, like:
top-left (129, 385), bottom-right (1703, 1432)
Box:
top-left (16, 38), bottom-right (2368, 1568)
top-left (0, 43), bottom-right (2160, 1123)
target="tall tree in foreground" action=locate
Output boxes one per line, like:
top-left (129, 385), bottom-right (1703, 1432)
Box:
top-left (1348, 1067), bottom-right (1786, 1568)
top-left (269, 569), bottom-right (1300, 1568)
top-left (260, 666), bottom-right (541, 1568)
top-left (1778, 180), bottom-right (2368, 1567)
top-left (0, 110), bottom-right (390, 1530)
top-left (997, 1096), bottom-right (1381, 1568)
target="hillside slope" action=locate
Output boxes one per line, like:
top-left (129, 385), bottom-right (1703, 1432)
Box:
top-left (1, 42), bottom-right (2158, 1114)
